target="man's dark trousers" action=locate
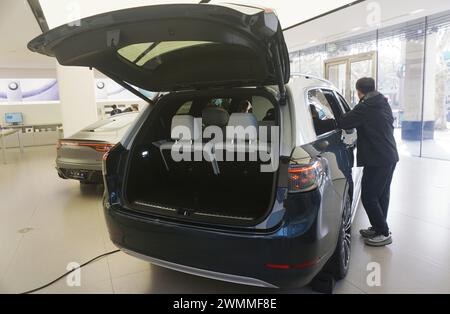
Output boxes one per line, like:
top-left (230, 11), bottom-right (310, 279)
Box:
top-left (361, 164), bottom-right (396, 236)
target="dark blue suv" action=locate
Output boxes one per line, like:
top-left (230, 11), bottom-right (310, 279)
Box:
top-left (29, 3), bottom-right (361, 291)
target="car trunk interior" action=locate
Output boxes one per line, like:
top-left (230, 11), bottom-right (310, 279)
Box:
top-left (124, 89), bottom-right (280, 226)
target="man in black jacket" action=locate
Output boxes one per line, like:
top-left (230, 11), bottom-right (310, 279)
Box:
top-left (338, 77), bottom-right (399, 247)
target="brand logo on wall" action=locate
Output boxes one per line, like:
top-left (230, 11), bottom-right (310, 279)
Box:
top-left (7, 81), bottom-right (22, 102)
top-left (0, 79), bottom-right (59, 102)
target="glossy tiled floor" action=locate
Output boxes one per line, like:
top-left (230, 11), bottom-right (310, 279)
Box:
top-left (0, 146), bottom-right (449, 294)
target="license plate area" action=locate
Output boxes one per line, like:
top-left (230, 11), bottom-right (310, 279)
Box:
top-left (66, 169), bottom-right (89, 180)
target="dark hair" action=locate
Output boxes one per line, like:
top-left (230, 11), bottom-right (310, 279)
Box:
top-left (356, 77), bottom-right (376, 94)
top-left (112, 105), bottom-right (117, 109)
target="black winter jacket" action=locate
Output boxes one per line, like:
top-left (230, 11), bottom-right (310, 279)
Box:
top-left (338, 92), bottom-right (399, 167)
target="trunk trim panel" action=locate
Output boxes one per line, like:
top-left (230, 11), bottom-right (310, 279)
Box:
top-left (134, 200), bottom-right (254, 221)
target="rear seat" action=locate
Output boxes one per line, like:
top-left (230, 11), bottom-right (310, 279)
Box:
top-left (158, 115), bottom-right (220, 175)
top-left (215, 113), bottom-right (270, 157)
top-left (201, 106), bottom-right (229, 131)
top-left (258, 120), bottom-right (275, 143)
top-left (158, 115), bottom-right (201, 172)
top-left (157, 111), bottom-right (272, 176)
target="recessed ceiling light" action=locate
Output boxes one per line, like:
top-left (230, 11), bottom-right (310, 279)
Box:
top-left (351, 27), bottom-right (361, 32)
top-left (309, 40), bottom-right (318, 44)
top-left (409, 9), bottom-right (425, 15)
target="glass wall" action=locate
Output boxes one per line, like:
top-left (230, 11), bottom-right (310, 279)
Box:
top-left (289, 10), bottom-right (450, 161)
top-left (378, 19), bottom-right (426, 158)
top-left (290, 44), bottom-right (327, 77)
top-left (421, 13), bottom-right (450, 160)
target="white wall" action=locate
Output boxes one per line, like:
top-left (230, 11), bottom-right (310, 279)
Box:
top-left (0, 99), bottom-right (147, 128)
top-left (0, 68), bottom-right (56, 79)
top-left (0, 102), bottom-right (61, 125)
top-left (57, 65), bottom-right (98, 137)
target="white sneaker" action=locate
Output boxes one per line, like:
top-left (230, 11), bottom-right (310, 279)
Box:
top-left (364, 234), bottom-right (392, 247)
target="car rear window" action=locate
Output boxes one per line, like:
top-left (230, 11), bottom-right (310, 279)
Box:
top-left (117, 41), bottom-right (216, 67)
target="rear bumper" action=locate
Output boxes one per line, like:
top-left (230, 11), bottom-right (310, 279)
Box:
top-left (121, 247), bottom-right (278, 288)
top-left (56, 160), bottom-right (102, 182)
top-left (56, 159), bottom-right (102, 172)
top-left (104, 202), bottom-right (331, 289)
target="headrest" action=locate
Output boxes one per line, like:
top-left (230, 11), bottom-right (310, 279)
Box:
top-left (202, 107), bottom-right (230, 127)
top-left (226, 113), bottom-right (258, 141)
top-left (171, 115), bottom-right (201, 141)
top-left (263, 108), bottom-right (275, 121)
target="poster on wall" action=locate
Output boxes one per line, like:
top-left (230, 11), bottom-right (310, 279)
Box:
top-left (0, 79), bottom-right (60, 102)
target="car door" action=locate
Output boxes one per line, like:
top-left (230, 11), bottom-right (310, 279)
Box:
top-left (333, 91), bottom-right (362, 212)
top-left (334, 92), bottom-right (357, 148)
top-left (319, 89), bottom-right (355, 204)
top-left (28, 3), bottom-right (290, 95)
top-left (302, 88), bottom-right (350, 251)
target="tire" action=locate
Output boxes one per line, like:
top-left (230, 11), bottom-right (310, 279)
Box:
top-left (328, 193), bottom-right (352, 280)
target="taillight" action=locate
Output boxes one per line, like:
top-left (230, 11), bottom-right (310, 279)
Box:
top-left (288, 158), bottom-right (324, 193)
top-left (89, 143), bottom-right (115, 153)
top-left (57, 140), bottom-right (114, 153)
top-left (102, 143), bottom-right (121, 174)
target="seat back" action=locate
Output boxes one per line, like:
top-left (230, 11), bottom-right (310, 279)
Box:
top-left (160, 115), bottom-right (220, 175)
top-left (159, 115), bottom-right (200, 172)
top-left (226, 113), bottom-right (258, 143)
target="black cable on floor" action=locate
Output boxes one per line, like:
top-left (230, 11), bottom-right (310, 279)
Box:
top-left (21, 249), bottom-right (121, 294)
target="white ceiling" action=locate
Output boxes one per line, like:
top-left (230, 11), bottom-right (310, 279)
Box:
top-left (1, 0), bottom-right (355, 71)
top-left (0, 0), bottom-right (55, 70)
top-left (39, 0), bottom-right (355, 30)
top-left (284, 0), bottom-right (450, 52)
top-left (3, 0), bottom-right (450, 71)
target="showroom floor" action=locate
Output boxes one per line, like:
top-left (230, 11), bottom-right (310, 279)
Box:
top-left (0, 146), bottom-right (449, 294)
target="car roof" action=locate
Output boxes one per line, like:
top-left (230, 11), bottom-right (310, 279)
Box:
top-left (105, 111), bottom-right (139, 121)
top-left (288, 74), bottom-right (336, 90)
top-left (66, 112), bottom-right (140, 142)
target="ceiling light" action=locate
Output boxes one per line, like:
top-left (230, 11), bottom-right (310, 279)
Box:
top-left (409, 9), bottom-right (425, 15)
top-left (350, 27), bottom-right (361, 32)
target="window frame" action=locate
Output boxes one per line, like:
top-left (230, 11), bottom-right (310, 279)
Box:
top-left (334, 91), bottom-right (352, 112)
top-left (305, 87), bottom-right (340, 138)
top-left (321, 88), bottom-right (347, 118)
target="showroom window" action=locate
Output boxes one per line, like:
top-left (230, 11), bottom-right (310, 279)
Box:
top-left (297, 45), bottom-right (327, 77)
top-left (290, 9), bottom-right (450, 161)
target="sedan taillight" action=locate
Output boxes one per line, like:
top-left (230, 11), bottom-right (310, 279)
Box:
top-left (86, 143), bottom-right (115, 153)
top-left (288, 158), bottom-right (324, 193)
top-left (58, 140), bottom-right (115, 153)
